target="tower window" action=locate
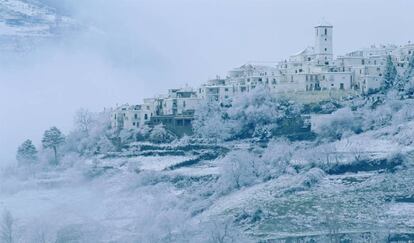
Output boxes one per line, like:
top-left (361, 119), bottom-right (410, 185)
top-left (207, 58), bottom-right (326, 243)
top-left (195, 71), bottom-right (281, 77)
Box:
top-left (325, 48), bottom-right (327, 51)
top-left (325, 28), bottom-right (327, 35)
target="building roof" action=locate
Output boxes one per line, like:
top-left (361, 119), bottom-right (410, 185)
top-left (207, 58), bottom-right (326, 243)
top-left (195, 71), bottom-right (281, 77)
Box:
top-left (315, 19), bottom-right (333, 27)
top-left (292, 46), bottom-right (314, 56)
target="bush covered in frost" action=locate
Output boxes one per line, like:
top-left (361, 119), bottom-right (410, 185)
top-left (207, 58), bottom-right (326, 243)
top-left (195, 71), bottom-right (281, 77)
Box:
top-left (193, 86), bottom-right (306, 141)
top-left (312, 107), bottom-right (363, 140)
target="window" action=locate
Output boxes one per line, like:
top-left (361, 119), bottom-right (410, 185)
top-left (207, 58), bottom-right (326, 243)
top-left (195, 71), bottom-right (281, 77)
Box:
top-left (133, 122), bottom-right (136, 126)
top-left (144, 114), bottom-right (148, 120)
top-left (325, 48), bottom-right (327, 52)
top-left (134, 114), bottom-right (138, 119)
top-left (324, 28), bottom-right (327, 35)
top-left (361, 59), bottom-right (365, 65)
top-left (340, 83), bottom-right (344, 90)
top-left (224, 88), bottom-right (229, 92)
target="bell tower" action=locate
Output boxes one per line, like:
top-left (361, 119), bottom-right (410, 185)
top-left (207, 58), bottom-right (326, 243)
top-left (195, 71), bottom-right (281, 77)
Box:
top-left (314, 21), bottom-right (333, 65)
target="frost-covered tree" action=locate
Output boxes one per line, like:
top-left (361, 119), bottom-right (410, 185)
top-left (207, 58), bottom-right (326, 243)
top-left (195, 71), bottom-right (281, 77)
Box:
top-left (312, 108), bottom-right (363, 140)
top-left (95, 135), bottom-right (116, 154)
top-left (0, 210), bottom-right (14, 243)
top-left (383, 55), bottom-right (398, 90)
top-left (193, 86), bottom-right (304, 141)
top-left (149, 124), bottom-right (174, 144)
top-left (193, 99), bottom-right (234, 141)
top-left (403, 53), bottom-right (414, 94)
top-left (42, 127), bottom-right (65, 164)
top-left (74, 108), bottom-right (93, 134)
top-left (206, 217), bottom-right (251, 243)
top-left (16, 139), bottom-right (37, 164)
top-left (218, 150), bottom-right (259, 191)
top-left (65, 111), bottom-right (115, 155)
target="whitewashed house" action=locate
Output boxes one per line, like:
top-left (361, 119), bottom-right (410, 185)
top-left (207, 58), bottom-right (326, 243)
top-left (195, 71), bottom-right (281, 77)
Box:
top-left (111, 22), bottom-right (414, 134)
top-left (198, 77), bottom-right (234, 102)
top-left (162, 87), bottom-right (200, 115)
top-left (111, 104), bottom-right (143, 130)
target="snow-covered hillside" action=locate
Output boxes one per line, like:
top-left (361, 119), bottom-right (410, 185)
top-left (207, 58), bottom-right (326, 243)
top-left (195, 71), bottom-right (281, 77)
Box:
top-left (0, 0), bottom-right (77, 51)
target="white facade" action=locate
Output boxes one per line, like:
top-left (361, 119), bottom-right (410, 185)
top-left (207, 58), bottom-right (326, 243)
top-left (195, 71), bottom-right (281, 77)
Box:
top-left (319, 72), bottom-right (352, 90)
top-left (111, 23), bottom-right (414, 131)
top-left (199, 78), bottom-right (234, 102)
top-left (111, 104), bottom-right (143, 130)
top-left (162, 87), bottom-right (200, 115)
top-left (314, 23), bottom-right (333, 65)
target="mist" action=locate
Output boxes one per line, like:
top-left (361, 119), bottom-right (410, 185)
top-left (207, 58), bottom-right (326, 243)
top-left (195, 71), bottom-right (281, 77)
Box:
top-left (1, 0), bottom-right (414, 163)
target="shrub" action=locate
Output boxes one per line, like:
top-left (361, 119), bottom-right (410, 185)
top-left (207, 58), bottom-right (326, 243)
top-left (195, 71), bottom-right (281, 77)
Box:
top-left (149, 124), bottom-right (174, 144)
top-left (313, 108), bottom-right (363, 140)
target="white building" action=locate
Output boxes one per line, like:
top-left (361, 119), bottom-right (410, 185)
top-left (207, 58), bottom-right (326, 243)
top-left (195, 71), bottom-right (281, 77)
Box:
top-left (198, 78), bottom-right (234, 102)
top-left (111, 22), bottom-right (414, 133)
top-left (162, 87), bottom-right (200, 115)
top-left (111, 104), bottom-right (143, 130)
top-left (314, 22), bottom-right (333, 65)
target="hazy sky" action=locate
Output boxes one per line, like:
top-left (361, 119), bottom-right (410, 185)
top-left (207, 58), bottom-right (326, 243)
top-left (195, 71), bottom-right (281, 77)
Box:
top-left (1, 0), bottom-right (414, 163)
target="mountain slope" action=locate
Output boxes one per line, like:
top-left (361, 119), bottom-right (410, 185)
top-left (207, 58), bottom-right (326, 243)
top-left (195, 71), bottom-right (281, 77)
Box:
top-left (0, 0), bottom-right (77, 51)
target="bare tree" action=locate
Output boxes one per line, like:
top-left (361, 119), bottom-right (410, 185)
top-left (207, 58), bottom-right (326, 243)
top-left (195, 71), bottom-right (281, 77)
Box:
top-left (1, 210), bottom-right (14, 243)
top-left (207, 218), bottom-right (249, 243)
top-left (74, 108), bottom-right (93, 134)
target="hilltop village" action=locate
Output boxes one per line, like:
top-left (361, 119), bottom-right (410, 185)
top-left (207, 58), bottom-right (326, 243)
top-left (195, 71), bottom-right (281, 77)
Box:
top-left (111, 22), bottom-right (414, 135)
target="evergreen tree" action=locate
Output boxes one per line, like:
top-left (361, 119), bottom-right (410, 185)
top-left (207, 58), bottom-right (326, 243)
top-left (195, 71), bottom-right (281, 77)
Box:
top-left (402, 52), bottom-right (414, 94)
top-left (383, 55), bottom-right (397, 90)
top-left (16, 139), bottom-right (38, 164)
top-left (42, 127), bottom-right (65, 164)
top-left (404, 52), bottom-right (414, 81)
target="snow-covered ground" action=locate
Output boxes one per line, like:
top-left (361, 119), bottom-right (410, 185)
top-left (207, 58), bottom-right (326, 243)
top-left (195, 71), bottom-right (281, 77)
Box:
top-left (2, 100), bottom-right (414, 242)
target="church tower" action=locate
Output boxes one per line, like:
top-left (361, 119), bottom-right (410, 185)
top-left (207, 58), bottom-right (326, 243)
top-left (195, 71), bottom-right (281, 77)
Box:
top-left (314, 21), bottom-right (333, 65)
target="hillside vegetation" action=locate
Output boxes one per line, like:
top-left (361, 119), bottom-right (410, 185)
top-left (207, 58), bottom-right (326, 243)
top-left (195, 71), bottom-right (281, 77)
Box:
top-left (1, 55), bottom-right (414, 242)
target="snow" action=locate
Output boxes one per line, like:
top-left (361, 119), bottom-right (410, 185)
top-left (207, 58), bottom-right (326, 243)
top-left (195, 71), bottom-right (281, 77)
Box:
top-left (95, 155), bottom-right (196, 172)
top-left (132, 155), bottom-right (195, 171)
